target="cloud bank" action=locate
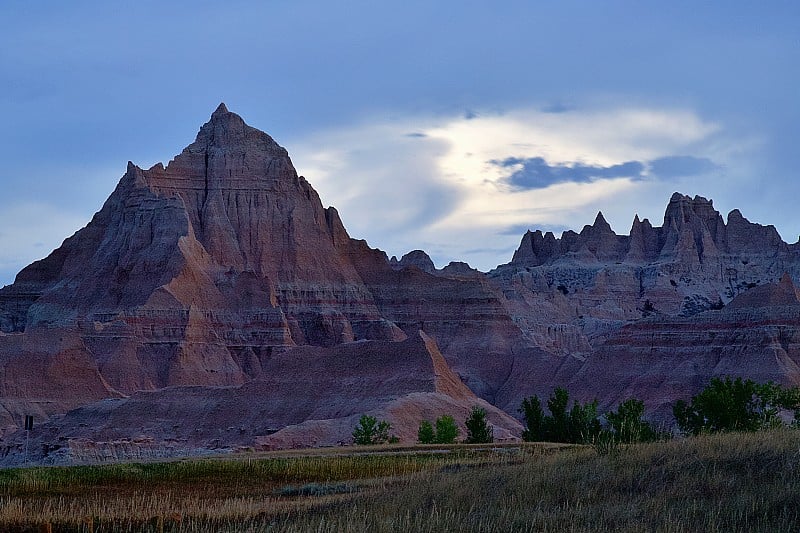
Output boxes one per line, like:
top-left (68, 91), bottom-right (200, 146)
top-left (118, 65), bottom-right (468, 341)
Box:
top-left (289, 104), bottom-right (741, 271)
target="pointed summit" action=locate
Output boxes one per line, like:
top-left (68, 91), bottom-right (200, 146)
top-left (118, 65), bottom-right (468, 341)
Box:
top-left (167, 104), bottom-right (292, 181)
top-left (592, 211), bottom-right (613, 233)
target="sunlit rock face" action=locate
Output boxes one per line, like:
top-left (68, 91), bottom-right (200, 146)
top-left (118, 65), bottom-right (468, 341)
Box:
top-left (1, 105), bottom-right (800, 457)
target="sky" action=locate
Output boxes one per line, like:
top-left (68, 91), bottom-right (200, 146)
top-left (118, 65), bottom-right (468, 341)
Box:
top-left (1, 1), bottom-right (799, 284)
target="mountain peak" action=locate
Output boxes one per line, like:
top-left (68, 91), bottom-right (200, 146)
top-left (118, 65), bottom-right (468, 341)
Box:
top-left (592, 211), bottom-right (613, 232)
top-left (213, 102), bottom-right (229, 115)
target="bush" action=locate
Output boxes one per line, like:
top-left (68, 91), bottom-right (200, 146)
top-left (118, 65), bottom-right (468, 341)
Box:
top-left (417, 420), bottom-right (435, 444)
top-left (435, 415), bottom-right (459, 444)
top-left (605, 398), bottom-right (662, 443)
top-left (353, 415), bottom-right (392, 445)
top-left (674, 377), bottom-right (800, 435)
top-left (520, 387), bottom-right (601, 444)
top-left (464, 406), bottom-right (493, 444)
top-left (417, 415), bottom-right (459, 444)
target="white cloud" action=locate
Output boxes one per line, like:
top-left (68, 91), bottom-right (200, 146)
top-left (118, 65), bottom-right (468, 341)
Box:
top-left (288, 104), bottom-right (743, 271)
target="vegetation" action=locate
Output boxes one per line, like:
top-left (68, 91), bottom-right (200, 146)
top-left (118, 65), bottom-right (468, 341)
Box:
top-left (674, 376), bottom-right (800, 435)
top-left (604, 398), bottom-right (663, 443)
top-left (418, 415), bottom-right (459, 444)
top-left (417, 420), bottom-right (435, 444)
top-left (1, 430), bottom-right (799, 530)
top-left (352, 415), bottom-right (392, 445)
top-left (464, 406), bottom-right (493, 443)
top-left (278, 429), bottom-right (800, 532)
top-left (0, 447), bottom-right (511, 531)
top-left (520, 387), bottom-right (601, 444)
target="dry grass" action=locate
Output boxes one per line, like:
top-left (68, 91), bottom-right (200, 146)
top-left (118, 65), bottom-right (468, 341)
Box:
top-left (279, 430), bottom-right (800, 533)
top-left (2, 433), bottom-right (798, 531)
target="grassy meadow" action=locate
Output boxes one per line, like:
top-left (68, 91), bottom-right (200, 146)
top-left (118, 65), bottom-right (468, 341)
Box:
top-left (1, 431), bottom-right (798, 531)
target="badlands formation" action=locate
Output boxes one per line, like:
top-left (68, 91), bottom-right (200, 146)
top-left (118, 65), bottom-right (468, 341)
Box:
top-left (1, 105), bottom-right (798, 462)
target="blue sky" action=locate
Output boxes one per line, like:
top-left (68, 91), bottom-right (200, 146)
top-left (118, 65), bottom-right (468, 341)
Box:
top-left (1, 1), bottom-right (799, 283)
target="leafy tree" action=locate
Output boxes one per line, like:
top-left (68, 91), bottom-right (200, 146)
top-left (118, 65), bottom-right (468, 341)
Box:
top-left (417, 420), bottom-right (435, 444)
top-left (520, 387), bottom-right (601, 444)
top-left (520, 395), bottom-right (545, 442)
top-left (434, 415), bottom-right (459, 444)
top-left (353, 415), bottom-right (392, 445)
top-left (547, 387), bottom-right (571, 442)
top-left (418, 415), bottom-right (459, 444)
top-left (568, 398), bottom-right (602, 444)
top-left (464, 406), bottom-right (493, 444)
top-left (674, 377), bottom-right (800, 435)
top-left (605, 398), bottom-right (661, 443)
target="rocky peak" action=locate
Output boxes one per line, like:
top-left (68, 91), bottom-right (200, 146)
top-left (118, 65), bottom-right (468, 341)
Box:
top-left (663, 193), bottom-right (720, 229)
top-left (725, 208), bottom-right (785, 256)
top-left (592, 211), bottom-right (613, 233)
top-left (393, 250), bottom-right (436, 273)
top-left (659, 193), bottom-right (726, 261)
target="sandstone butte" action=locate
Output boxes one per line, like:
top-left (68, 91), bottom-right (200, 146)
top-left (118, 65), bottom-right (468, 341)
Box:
top-left (1, 104), bottom-right (799, 464)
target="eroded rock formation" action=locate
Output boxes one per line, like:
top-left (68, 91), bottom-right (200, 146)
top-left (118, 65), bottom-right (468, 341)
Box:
top-left (1, 105), bottom-right (800, 461)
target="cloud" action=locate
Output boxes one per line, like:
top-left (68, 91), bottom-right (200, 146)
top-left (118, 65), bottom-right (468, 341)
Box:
top-left (541, 102), bottom-right (573, 114)
top-left (649, 155), bottom-right (719, 178)
top-left (288, 104), bottom-right (737, 271)
top-left (496, 156), bottom-right (646, 190)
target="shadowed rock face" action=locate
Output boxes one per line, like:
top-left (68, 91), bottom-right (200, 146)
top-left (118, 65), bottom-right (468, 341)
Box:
top-left (2, 105), bottom-right (800, 457)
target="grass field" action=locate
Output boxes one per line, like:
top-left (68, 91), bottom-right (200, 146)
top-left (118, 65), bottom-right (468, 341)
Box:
top-left (1, 431), bottom-right (798, 531)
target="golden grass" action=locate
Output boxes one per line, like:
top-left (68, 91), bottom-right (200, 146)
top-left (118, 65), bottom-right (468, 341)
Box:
top-left (2, 433), bottom-right (798, 531)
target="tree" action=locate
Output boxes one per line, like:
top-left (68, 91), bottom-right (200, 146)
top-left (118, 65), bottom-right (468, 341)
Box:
top-left (418, 415), bottom-right (460, 444)
top-left (520, 388), bottom-right (601, 444)
top-left (605, 398), bottom-right (660, 443)
top-left (674, 377), bottom-right (800, 435)
top-left (547, 387), bottom-right (571, 442)
top-left (434, 415), bottom-right (459, 444)
top-left (464, 406), bottom-right (493, 444)
top-left (568, 398), bottom-right (601, 444)
top-left (353, 415), bottom-right (392, 445)
top-left (520, 395), bottom-right (545, 442)
top-left (417, 420), bottom-right (435, 444)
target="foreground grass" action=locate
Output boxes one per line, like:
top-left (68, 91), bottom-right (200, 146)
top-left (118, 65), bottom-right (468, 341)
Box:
top-left (1, 432), bottom-right (799, 531)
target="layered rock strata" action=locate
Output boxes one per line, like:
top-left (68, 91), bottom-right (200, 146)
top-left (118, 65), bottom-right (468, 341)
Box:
top-left (1, 105), bottom-right (800, 455)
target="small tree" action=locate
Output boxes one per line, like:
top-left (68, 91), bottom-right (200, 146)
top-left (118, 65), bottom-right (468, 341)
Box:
top-left (674, 377), bottom-right (800, 435)
top-left (434, 415), bottom-right (459, 444)
top-left (568, 398), bottom-right (602, 444)
top-left (417, 420), bottom-right (435, 444)
top-left (353, 415), bottom-right (391, 445)
top-left (418, 415), bottom-right (459, 444)
top-left (464, 406), bottom-right (493, 444)
top-left (520, 388), bottom-right (601, 444)
top-left (605, 398), bottom-right (660, 443)
top-left (547, 387), bottom-right (571, 442)
top-left (520, 395), bottom-right (545, 442)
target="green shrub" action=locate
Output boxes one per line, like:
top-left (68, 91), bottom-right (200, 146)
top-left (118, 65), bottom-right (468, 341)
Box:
top-left (418, 415), bottom-right (460, 444)
top-left (417, 420), bottom-right (435, 444)
top-left (464, 406), bottom-right (493, 444)
top-left (520, 387), bottom-right (601, 444)
top-left (674, 377), bottom-right (800, 435)
top-left (434, 415), bottom-right (459, 444)
top-left (605, 398), bottom-right (662, 443)
top-left (353, 415), bottom-right (392, 445)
